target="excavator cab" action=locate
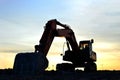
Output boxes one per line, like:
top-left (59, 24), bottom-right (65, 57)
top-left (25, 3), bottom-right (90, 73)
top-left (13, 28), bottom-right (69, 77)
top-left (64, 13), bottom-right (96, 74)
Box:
top-left (57, 39), bottom-right (97, 71)
top-left (79, 39), bottom-right (96, 62)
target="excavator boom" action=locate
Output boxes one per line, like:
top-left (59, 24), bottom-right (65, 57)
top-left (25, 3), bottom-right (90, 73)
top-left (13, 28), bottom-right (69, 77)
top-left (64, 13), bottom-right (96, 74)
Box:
top-left (35, 19), bottom-right (79, 56)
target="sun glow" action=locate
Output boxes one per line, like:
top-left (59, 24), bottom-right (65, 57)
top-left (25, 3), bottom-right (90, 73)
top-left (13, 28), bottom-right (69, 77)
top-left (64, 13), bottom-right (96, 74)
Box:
top-left (94, 42), bottom-right (120, 70)
top-left (0, 52), bottom-right (16, 69)
top-left (0, 38), bottom-right (120, 70)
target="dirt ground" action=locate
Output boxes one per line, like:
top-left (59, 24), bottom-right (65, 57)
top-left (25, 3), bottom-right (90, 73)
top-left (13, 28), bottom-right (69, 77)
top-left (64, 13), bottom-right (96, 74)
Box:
top-left (0, 70), bottom-right (120, 80)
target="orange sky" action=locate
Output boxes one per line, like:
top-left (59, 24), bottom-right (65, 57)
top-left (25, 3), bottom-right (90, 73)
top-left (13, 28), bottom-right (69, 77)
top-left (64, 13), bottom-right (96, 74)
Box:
top-left (0, 37), bottom-right (120, 70)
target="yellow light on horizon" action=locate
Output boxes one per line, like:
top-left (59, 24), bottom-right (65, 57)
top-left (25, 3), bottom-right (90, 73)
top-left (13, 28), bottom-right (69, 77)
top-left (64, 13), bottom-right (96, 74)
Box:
top-left (0, 38), bottom-right (120, 71)
top-left (0, 52), bottom-right (17, 69)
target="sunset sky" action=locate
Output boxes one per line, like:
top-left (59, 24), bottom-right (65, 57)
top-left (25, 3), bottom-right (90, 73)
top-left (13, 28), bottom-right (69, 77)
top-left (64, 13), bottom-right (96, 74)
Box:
top-left (0, 0), bottom-right (120, 70)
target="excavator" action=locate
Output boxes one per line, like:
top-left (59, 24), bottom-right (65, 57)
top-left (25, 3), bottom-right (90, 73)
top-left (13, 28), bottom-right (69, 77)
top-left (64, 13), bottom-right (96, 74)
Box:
top-left (13, 19), bottom-right (97, 74)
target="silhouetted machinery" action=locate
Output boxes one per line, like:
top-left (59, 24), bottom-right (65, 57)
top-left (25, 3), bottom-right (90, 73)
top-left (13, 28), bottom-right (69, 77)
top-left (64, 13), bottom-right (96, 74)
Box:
top-left (13, 19), bottom-right (97, 74)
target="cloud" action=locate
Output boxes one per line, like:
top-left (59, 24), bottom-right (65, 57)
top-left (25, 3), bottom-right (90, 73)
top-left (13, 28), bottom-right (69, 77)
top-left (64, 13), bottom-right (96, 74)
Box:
top-left (63, 0), bottom-right (120, 43)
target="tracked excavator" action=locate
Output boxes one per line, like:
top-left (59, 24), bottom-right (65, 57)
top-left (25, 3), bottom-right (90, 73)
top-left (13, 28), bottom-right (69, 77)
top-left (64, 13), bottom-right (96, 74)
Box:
top-left (13, 19), bottom-right (97, 74)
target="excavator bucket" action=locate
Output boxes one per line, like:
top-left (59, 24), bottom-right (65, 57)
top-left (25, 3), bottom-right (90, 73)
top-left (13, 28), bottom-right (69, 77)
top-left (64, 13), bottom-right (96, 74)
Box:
top-left (13, 52), bottom-right (48, 75)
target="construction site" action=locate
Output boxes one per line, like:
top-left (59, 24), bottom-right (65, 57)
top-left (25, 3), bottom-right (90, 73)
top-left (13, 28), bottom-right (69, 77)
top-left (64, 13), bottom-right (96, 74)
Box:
top-left (0, 19), bottom-right (120, 80)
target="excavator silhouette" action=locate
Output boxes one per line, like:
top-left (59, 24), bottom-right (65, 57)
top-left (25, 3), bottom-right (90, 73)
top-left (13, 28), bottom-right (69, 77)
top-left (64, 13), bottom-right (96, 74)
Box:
top-left (13, 19), bottom-right (97, 74)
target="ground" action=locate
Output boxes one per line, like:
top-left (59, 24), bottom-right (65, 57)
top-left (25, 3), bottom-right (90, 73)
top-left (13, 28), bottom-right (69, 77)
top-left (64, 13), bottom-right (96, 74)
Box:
top-left (0, 70), bottom-right (120, 80)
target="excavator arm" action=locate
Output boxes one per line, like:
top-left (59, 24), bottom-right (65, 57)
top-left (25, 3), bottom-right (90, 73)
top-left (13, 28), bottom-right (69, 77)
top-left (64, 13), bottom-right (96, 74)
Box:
top-left (35, 19), bottom-right (79, 56)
